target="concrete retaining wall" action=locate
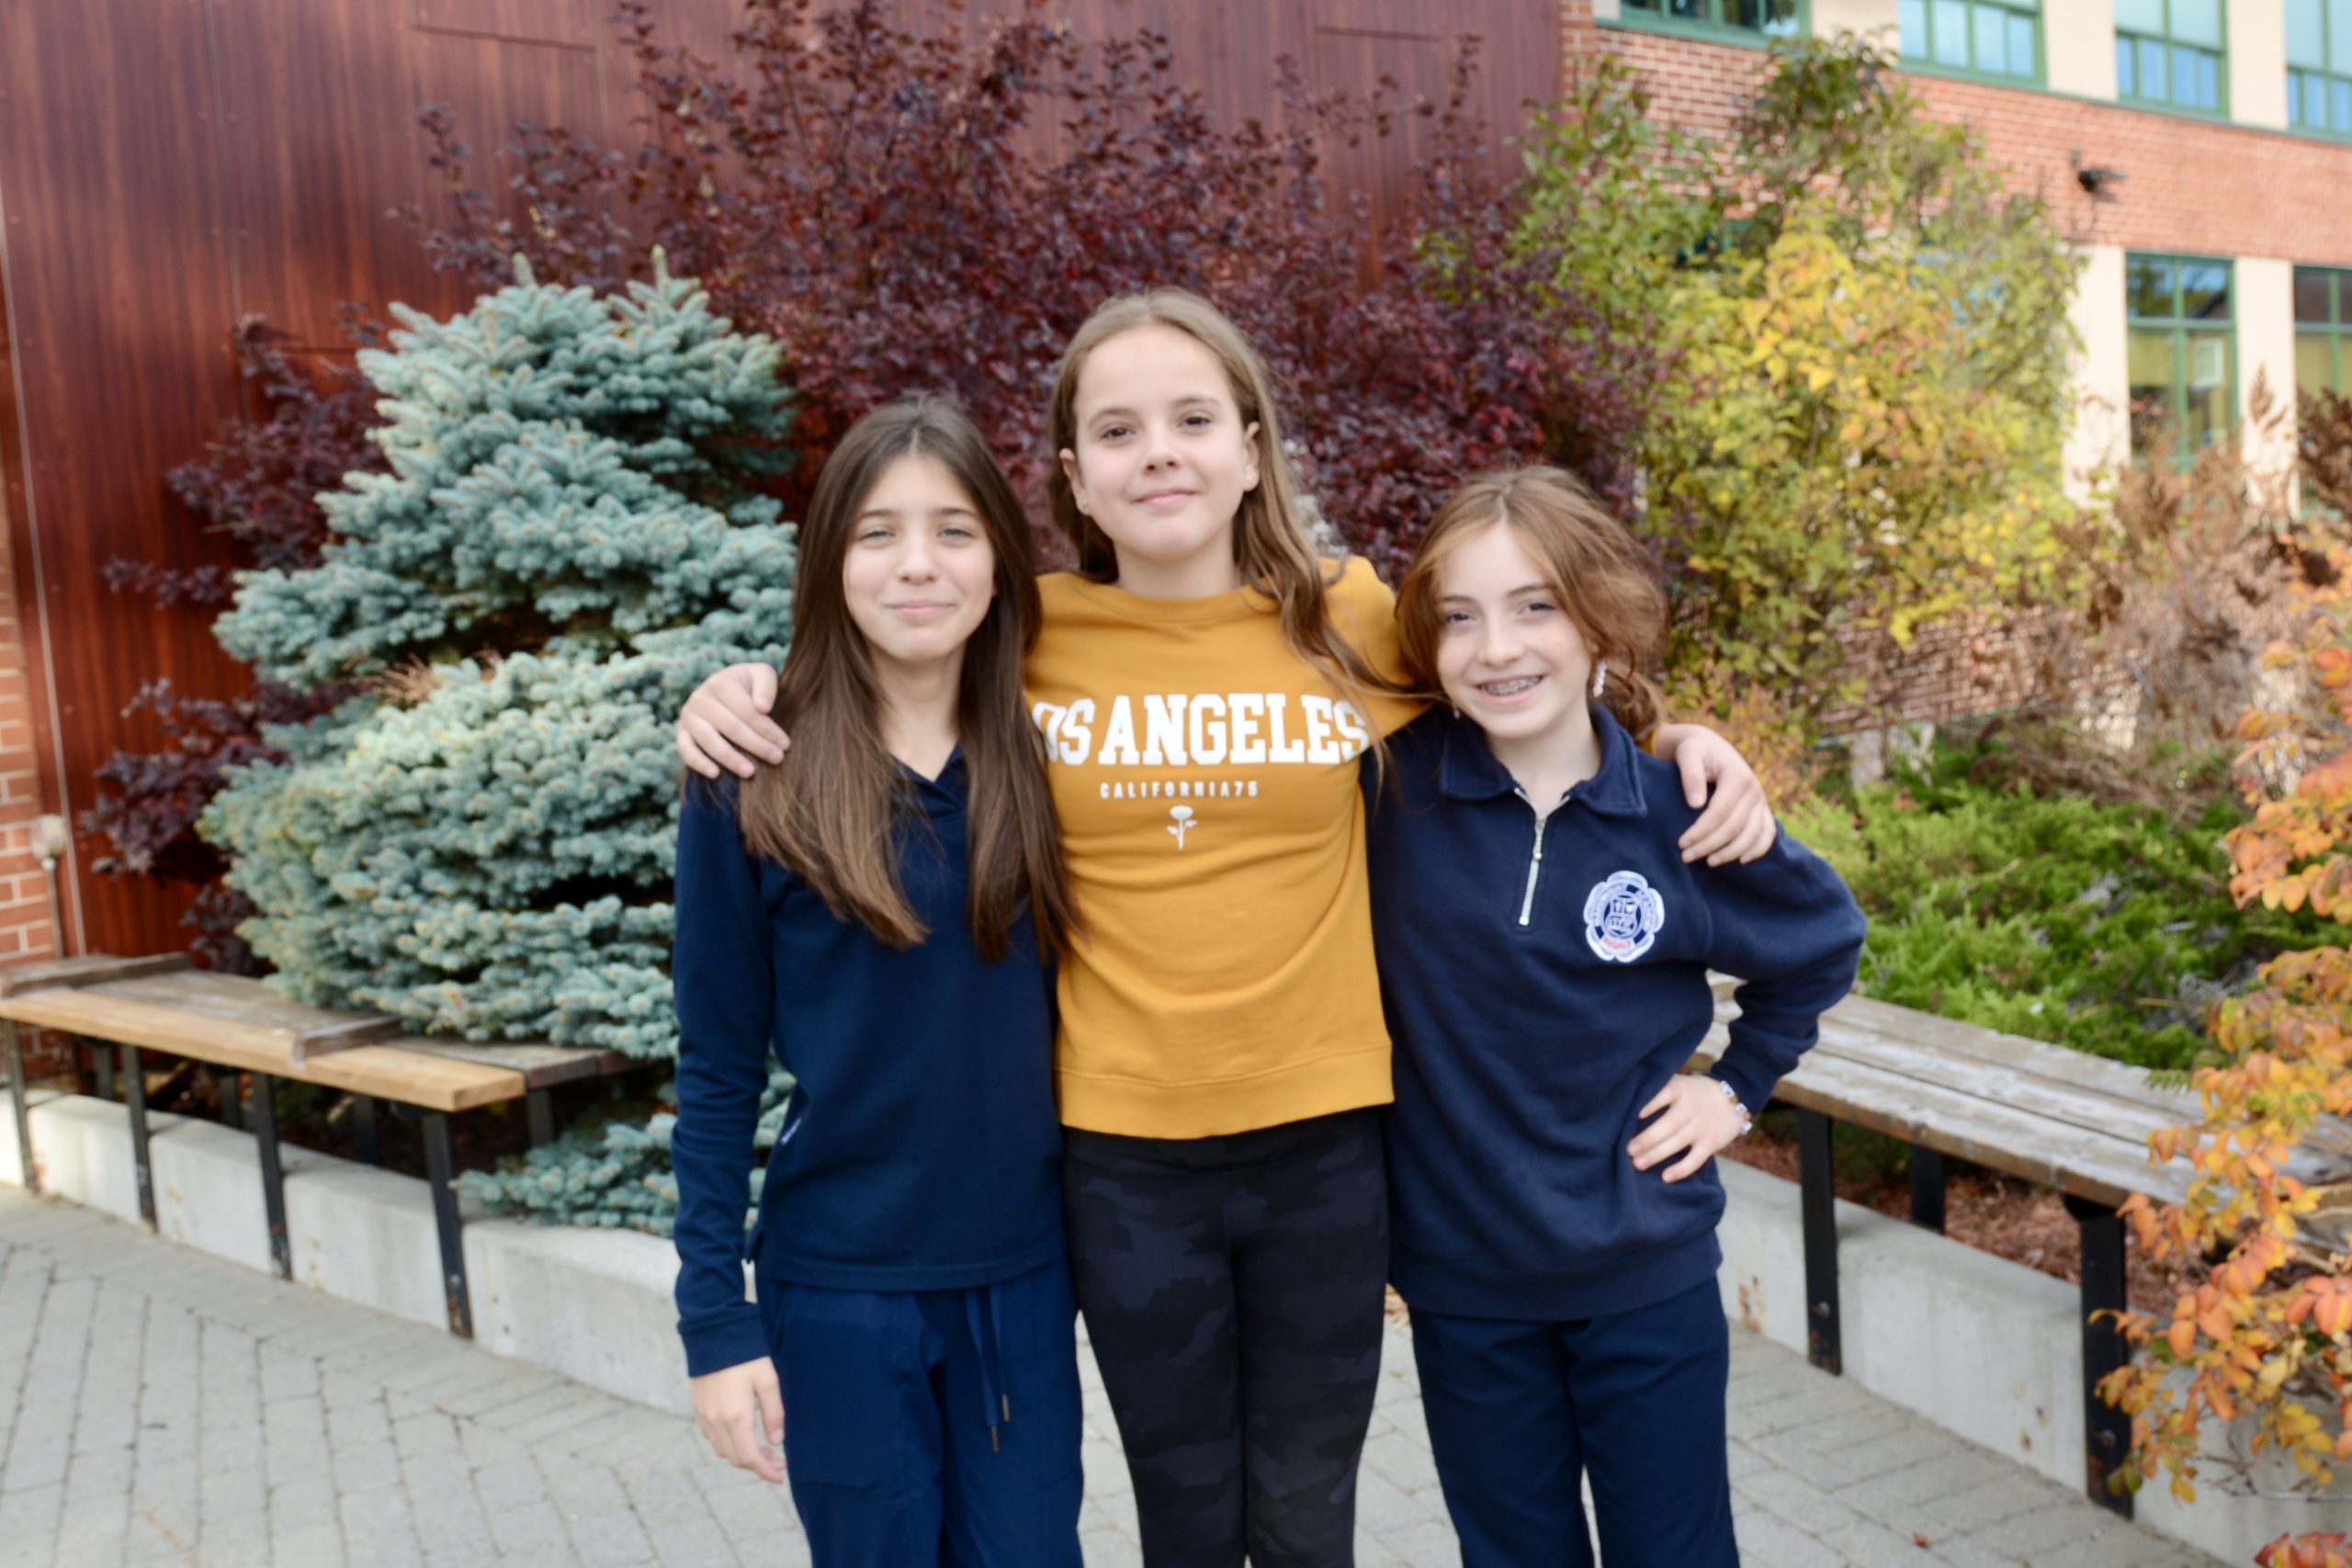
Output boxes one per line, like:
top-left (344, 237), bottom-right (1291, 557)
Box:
top-left (6, 1082), bottom-right (2345, 1558)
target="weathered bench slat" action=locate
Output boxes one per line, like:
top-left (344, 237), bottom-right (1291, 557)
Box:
top-left (87, 973), bottom-right (397, 1059)
top-left (1690, 1035), bottom-right (2190, 1208)
top-left (1803, 1021), bottom-right (2352, 1188)
top-left (297, 1046), bottom-right (525, 1112)
top-left (388, 1038), bottom-right (633, 1089)
top-left (0, 953), bottom-right (193, 998)
top-left (0, 989), bottom-right (316, 1077)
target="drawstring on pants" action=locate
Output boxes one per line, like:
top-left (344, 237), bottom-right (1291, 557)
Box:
top-left (964, 1283), bottom-right (1012, 1451)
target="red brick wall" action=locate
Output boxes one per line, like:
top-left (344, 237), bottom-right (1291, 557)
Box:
top-left (0, 513), bottom-right (60, 966)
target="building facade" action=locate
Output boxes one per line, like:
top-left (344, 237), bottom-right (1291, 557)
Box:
top-left (1571, 0), bottom-right (2352, 489)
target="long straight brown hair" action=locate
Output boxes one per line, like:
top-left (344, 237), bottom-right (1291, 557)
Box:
top-left (736, 400), bottom-right (1076, 961)
top-left (1396, 467), bottom-right (1667, 743)
top-left (1046, 290), bottom-right (1404, 748)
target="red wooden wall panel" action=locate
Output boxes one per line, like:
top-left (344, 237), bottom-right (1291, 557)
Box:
top-left (0, 0), bottom-right (1559, 961)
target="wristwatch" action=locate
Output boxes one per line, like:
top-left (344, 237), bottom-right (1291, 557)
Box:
top-left (1716, 1077), bottom-right (1753, 1138)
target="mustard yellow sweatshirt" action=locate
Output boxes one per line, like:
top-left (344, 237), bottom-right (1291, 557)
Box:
top-left (1024, 558), bottom-right (1421, 1138)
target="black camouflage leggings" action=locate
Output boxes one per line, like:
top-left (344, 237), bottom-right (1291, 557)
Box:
top-left (1062, 1108), bottom-right (1387, 1568)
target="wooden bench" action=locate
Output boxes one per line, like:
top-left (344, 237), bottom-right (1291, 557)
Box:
top-left (0, 954), bottom-right (635, 1337)
top-left (1691, 986), bottom-right (2352, 1520)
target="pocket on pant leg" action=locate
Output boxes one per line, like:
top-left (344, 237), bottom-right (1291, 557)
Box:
top-left (766, 1283), bottom-right (920, 1493)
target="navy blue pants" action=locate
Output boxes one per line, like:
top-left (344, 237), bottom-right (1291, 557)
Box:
top-left (754, 1257), bottom-right (1084, 1568)
top-left (1408, 1276), bottom-right (1737, 1568)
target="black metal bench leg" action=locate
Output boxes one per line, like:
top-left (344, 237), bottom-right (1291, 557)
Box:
top-left (1796, 1108), bottom-right (1842, 1375)
top-left (249, 1075), bottom-right (292, 1280)
top-left (1908, 1145), bottom-right (1946, 1234)
top-left (120, 1043), bottom-right (154, 1228)
top-left (351, 1094), bottom-right (381, 1167)
top-left (526, 1088), bottom-right (555, 1149)
top-left (5, 1020), bottom-right (37, 1196)
top-left (87, 1036), bottom-right (115, 1101)
top-left (422, 1111), bottom-right (474, 1337)
top-left (2062, 1193), bottom-right (2134, 1518)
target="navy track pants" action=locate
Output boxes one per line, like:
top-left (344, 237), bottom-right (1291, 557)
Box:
top-left (753, 1256), bottom-right (1084, 1568)
top-left (1408, 1275), bottom-right (1738, 1568)
top-left (1062, 1107), bottom-right (1389, 1568)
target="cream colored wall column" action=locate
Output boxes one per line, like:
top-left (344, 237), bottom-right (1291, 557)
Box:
top-left (1812, 0), bottom-right (1898, 43)
top-left (2230, 0), bottom-right (2290, 126)
top-left (2065, 245), bottom-right (2132, 493)
top-left (2048, 0), bottom-right (2120, 97)
top-left (1591, 0), bottom-right (1622, 20)
top-left (2237, 255), bottom-right (2300, 476)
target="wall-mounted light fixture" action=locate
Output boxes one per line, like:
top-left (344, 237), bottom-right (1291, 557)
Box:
top-left (2071, 149), bottom-right (2128, 201)
top-left (30, 815), bottom-right (68, 953)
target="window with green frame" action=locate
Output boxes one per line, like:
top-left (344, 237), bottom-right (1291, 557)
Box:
top-left (2114, 0), bottom-right (2225, 113)
top-left (2127, 254), bottom-right (2234, 459)
top-left (1618, 0), bottom-right (1801, 38)
top-left (2288, 0), bottom-right (2352, 135)
top-left (2299, 267), bottom-right (2352, 399)
top-left (1898, 0), bottom-right (2040, 80)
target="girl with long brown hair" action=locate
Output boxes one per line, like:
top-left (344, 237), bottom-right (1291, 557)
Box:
top-left (668, 400), bottom-right (1083, 1568)
top-left (1375, 468), bottom-right (1863, 1568)
top-left (673, 295), bottom-right (1779, 1567)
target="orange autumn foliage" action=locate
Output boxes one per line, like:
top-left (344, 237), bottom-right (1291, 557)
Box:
top-left (2098, 541), bottom-right (2352, 1563)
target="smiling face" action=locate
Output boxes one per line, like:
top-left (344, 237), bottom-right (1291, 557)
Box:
top-left (840, 452), bottom-right (998, 687)
top-left (1057, 322), bottom-right (1261, 599)
top-left (1432, 518), bottom-right (1599, 764)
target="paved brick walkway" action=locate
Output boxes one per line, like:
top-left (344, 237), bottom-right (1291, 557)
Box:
top-left (0, 1188), bottom-right (2220, 1568)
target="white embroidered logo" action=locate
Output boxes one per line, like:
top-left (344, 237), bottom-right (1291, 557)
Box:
top-left (1166, 805), bottom-right (1199, 849)
top-left (1583, 870), bottom-right (1665, 963)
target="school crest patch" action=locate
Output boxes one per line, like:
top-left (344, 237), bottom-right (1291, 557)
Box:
top-left (1583, 870), bottom-right (1665, 963)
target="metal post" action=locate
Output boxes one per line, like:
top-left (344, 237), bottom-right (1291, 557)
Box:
top-left (1796, 1108), bottom-right (1841, 1375)
top-left (5, 1020), bottom-right (37, 1195)
top-left (526, 1088), bottom-right (555, 1149)
top-left (249, 1075), bottom-right (292, 1280)
top-left (88, 1036), bottom-right (115, 1101)
top-left (422, 1111), bottom-right (474, 1337)
top-left (1908, 1145), bottom-right (1946, 1234)
top-left (351, 1095), bottom-right (381, 1168)
top-left (2063, 1192), bottom-right (2135, 1518)
top-left (121, 1043), bottom-right (155, 1228)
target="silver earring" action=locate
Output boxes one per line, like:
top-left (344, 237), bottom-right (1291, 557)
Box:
top-left (1592, 663), bottom-right (1608, 699)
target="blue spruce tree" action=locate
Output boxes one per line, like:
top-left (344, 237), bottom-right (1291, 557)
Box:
top-left (203, 255), bottom-right (795, 1063)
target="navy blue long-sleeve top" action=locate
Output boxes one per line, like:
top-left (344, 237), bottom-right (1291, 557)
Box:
top-left (668, 761), bottom-right (1064, 1376)
top-left (1368, 705), bottom-right (1865, 1322)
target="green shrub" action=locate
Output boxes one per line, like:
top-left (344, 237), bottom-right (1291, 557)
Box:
top-left (1789, 739), bottom-right (2347, 1071)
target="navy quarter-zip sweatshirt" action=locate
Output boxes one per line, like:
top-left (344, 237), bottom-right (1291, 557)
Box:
top-left (669, 761), bottom-right (1064, 1376)
top-left (1368, 705), bottom-right (1864, 1322)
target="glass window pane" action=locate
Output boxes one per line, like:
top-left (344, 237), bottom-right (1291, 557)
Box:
top-left (2128, 329), bottom-right (2180, 457)
top-left (2127, 256), bottom-right (2175, 320)
top-left (1766, 0), bottom-right (1800, 38)
top-left (2115, 0), bottom-right (2165, 32)
top-left (2184, 334), bottom-right (2233, 451)
top-left (2334, 0), bottom-right (2352, 71)
top-left (2179, 262), bottom-right (2230, 321)
top-left (1935, 0), bottom-right (1970, 62)
top-left (2301, 334), bottom-right (2341, 400)
top-left (2117, 38), bottom-right (2136, 95)
top-left (2172, 0), bottom-right (2223, 46)
top-left (1973, 6), bottom-right (2009, 71)
top-left (2140, 38), bottom-right (2169, 98)
top-left (2175, 46), bottom-right (2213, 107)
top-left (1900, 0), bottom-right (1928, 55)
top-left (2291, 0), bottom-right (2328, 66)
top-left (2291, 70), bottom-right (2313, 125)
top-left (2008, 14), bottom-right (2038, 74)
top-left (2335, 76), bottom-right (2352, 129)
top-left (2298, 270), bottom-right (2337, 324)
